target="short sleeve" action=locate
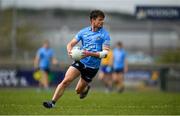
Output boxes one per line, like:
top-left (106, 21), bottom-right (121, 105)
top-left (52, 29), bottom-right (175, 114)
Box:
top-left (75, 30), bottom-right (83, 42)
top-left (103, 32), bottom-right (110, 47)
top-left (50, 49), bottom-right (55, 57)
top-left (36, 48), bottom-right (42, 57)
top-left (124, 50), bottom-right (127, 58)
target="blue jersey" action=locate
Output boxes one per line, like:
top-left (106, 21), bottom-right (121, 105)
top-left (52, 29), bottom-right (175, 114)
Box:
top-left (113, 48), bottom-right (126, 70)
top-left (75, 26), bottom-right (110, 69)
top-left (37, 47), bottom-right (55, 69)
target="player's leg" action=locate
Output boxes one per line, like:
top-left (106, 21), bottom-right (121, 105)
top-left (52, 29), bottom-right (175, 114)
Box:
top-left (75, 77), bottom-right (88, 94)
top-left (76, 66), bottom-right (99, 99)
top-left (112, 72), bottom-right (118, 87)
top-left (98, 71), bottom-right (105, 81)
top-left (75, 77), bottom-right (90, 99)
top-left (105, 73), bottom-right (113, 92)
top-left (43, 66), bottom-right (80, 108)
top-left (98, 65), bottom-right (106, 81)
top-left (112, 72), bottom-right (120, 91)
top-left (104, 66), bottom-right (113, 92)
top-left (118, 72), bottom-right (125, 92)
top-left (38, 71), bottom-right (43, 88)
top-left (98, 66), bottom-right (111, 92)
top-left (52, 66), bottom-right (80, 101)
top-left (99, 72), bottom-right (110, 89)
top-left (41, 70), bottom-right (49, 89)
top-left (113, 72), bottom-right (124, 93)
top-left (99, 73), bottom-right (112, 92)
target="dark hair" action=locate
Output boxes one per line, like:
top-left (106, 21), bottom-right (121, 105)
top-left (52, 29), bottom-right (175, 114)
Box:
top-left (116, 41), bottom-right (123, 47)
top-left (90, 10), bottom-right (105, 20)
top-left (44, 39), bottom-right (49, 44)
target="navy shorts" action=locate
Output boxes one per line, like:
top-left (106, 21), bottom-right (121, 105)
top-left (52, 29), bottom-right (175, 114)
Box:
top-left (113, 68), bottom-right (124, 73)
top-left (71, 61), bottom-right (99, 83)
top-left (40, 67), bottom-right (50, 74)
top-left (100, 65), bottom-right (113, 74)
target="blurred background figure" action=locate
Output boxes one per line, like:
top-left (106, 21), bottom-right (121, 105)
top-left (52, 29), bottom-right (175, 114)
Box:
top-left (112, 41), bottom-right (128, 93)
top-left (98, 49), bottom-right (113, 93)
top-left (34, 40), bottom-right (58, 91)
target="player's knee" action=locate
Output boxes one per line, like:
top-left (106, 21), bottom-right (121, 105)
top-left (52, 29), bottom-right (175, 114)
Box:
top-left (75, 87), bottom-right (81, 94)
top-left (60, 80), bottom-right (71, 88)
top-left (113, 80), bottom-right (119, 84)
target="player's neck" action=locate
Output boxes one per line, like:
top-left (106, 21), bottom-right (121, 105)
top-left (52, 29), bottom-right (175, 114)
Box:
top-left (43, 46), bottom-right (49, 49)
top-left (91, 26), bottom-right (99, 32)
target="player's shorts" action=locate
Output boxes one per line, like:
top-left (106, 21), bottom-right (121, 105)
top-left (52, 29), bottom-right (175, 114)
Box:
top-left (71, 61), bottom-right (99, 83)
top-left (40, 67), bottom-right (50, 73)
top-left (100, 65), bottom-right (113, 74)
top-left (113, 68), bottom-right (124, 73)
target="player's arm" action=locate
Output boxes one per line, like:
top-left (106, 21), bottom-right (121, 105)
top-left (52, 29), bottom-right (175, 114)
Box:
top-left (67, 38), bottom-right (79, 56)
top-left (124, 58), bottom-right (128, 73)
top-left (51, 50), bottom-right (59, 65)
top-left (34, 55), bottom-right (39, 70)
top-left (83, 46), bottom-right (110, 58)
top-left (52, 57), bottom-right (58, 65)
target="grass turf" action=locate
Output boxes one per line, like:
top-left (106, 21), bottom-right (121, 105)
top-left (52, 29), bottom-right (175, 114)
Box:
top-left (0, 88), bottom-right (180, 115)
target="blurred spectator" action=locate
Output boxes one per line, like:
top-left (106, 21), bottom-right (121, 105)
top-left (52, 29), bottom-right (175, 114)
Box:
top-left (112, 41), bottom-right (128, 93)
top-left (33, 40), bottom-right (58, 90)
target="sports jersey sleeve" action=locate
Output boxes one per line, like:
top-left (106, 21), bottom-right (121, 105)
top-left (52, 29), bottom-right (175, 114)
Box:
top-left (75, 30), bottom-right (83, 42)
top-left (103, 32), bottom-right (110, 47)
top-left (51, 49), bottom-right (55, 58)
top-left (124, 51), bottom-right (127, 58)
top-left (36, 48), bottom-right (42, 58)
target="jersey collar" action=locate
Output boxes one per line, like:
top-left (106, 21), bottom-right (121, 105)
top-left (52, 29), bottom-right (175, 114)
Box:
top-left (89, 26), bottom-right (102, 32)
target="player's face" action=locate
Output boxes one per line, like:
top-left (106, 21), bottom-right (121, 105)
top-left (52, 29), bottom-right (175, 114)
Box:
top-left (92, 16), bottom-right (104, 28)
top-left (116, 44), bottom-right (122, 49)
top-left (44, 42), bottom-right (49, 48)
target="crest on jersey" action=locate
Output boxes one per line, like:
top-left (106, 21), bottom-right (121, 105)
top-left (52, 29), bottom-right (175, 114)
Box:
top-left (96, 36), bottom-right (101, 40)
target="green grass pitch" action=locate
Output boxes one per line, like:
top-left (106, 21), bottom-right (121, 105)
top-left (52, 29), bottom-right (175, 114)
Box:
top-left (0, 88), bottom-right (180, 115)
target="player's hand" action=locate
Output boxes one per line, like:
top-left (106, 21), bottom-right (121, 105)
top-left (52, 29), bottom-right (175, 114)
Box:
top-left (99, 51), bottom-right (108, 58)
top-left (67, 49), bottom-right (72, 58)
top-left (34, 67), bottom-right (40, 72)
top-left (52, 58), bottom-right (58, 65)
top-left (82, 50), bottom-right (100, 58)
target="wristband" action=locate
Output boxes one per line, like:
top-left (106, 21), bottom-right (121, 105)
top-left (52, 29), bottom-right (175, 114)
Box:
top-left (99, 50), bottom-right (108, 58)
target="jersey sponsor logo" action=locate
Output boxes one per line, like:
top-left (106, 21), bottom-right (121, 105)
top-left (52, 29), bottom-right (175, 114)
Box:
top-left (84, 43), bottom-right (97, 50)
top-left (83, 33), bottom-right (88, 38)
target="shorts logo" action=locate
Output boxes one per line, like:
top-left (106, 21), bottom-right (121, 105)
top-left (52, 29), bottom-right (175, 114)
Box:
top-left (75, 63), bottom-right (79, 67)
top-left (86, 76), bottom-right (91, 80)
